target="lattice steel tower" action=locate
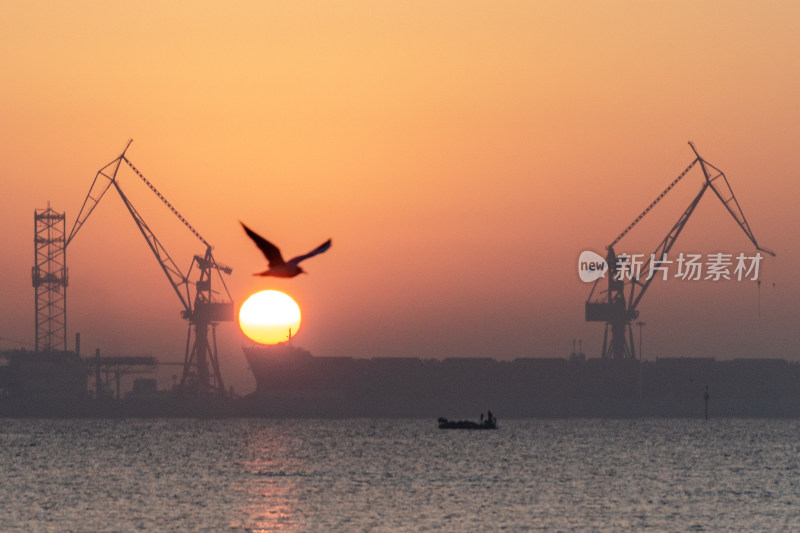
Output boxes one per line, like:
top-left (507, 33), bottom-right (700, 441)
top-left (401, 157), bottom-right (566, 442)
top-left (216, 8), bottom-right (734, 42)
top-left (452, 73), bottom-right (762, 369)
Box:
top-left (32, 204), bottom-right (68, 352)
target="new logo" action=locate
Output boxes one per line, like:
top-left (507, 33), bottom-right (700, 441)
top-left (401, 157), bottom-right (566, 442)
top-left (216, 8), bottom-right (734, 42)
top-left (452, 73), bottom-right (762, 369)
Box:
top-left (578, 251), bottom-right (608, 282)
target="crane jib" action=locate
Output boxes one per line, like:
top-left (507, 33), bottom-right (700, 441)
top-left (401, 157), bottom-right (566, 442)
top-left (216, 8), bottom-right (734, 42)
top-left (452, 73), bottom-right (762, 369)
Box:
top-left (588, 143), bottom-right (774, 361)
top-left (64, 141), bottom-right (234, 395)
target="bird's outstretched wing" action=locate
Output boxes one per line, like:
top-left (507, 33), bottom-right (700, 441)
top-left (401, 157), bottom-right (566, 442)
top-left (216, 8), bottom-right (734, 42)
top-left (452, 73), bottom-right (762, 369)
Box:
top-left (288, 239), bottom-right (332, 265)
top-left (241, 222), bottom-right (285, 266)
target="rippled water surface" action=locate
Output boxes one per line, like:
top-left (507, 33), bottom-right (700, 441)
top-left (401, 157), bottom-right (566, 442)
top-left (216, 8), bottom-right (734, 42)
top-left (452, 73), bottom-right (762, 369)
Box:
top-left (2, 418), bottom-right (799, 531)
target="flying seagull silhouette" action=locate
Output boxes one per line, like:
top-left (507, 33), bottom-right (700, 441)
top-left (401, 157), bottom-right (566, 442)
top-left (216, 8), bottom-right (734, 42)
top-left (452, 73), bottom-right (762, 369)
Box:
top-left (241, 222), bottom-right (331, 278)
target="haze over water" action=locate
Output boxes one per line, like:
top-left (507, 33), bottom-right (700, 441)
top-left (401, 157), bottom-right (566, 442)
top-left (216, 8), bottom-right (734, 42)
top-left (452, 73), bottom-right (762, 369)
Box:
top-left (3, 418), bottom-right (798, 531)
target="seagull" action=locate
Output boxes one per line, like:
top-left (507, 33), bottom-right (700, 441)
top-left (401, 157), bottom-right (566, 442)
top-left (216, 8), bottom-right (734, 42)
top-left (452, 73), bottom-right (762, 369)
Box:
top-left (241, 222), bottom-right (331, 278)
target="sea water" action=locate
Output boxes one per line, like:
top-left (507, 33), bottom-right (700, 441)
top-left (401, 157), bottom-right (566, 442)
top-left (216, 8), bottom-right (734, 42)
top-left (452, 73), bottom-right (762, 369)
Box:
top-left (1, 418), bottom-right (799, 532)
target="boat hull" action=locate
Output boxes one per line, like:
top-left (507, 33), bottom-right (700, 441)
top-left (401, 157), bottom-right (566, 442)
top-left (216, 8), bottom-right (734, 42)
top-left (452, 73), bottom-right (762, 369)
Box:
top-left (438, 417), bottom-right (497, 429)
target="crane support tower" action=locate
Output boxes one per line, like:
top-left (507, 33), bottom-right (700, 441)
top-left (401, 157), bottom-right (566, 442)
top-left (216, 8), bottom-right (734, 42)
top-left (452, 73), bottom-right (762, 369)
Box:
top-left (33, 204), bottom-right (69, 352)
top-left (586, 142), bottom-right (775, 360)
top-left (66, 141), bottom-right (234, 396)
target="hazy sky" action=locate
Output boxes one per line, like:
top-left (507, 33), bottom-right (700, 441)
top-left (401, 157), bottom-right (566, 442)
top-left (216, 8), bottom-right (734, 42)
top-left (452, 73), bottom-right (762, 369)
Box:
top-left (1, 1), bottom-right (798, 392)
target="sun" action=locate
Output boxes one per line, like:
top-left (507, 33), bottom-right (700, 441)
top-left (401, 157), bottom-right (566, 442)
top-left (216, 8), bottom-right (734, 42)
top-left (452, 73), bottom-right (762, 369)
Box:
top-left (239, 290), bottom-right (302, 344)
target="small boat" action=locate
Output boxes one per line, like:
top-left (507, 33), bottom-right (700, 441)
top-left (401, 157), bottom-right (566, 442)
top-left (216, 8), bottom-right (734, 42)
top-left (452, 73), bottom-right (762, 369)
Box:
top-left (437, 415), bottom-right (497, 430)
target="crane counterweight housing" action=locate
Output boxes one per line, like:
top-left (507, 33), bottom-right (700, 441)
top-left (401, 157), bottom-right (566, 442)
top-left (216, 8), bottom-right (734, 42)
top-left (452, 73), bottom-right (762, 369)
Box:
top-left (586, 142), bottom-right (774, 361)
top-left (191, 302), bottom-right (235, 323)
top-left (66, 141), bottom-right (234, 396)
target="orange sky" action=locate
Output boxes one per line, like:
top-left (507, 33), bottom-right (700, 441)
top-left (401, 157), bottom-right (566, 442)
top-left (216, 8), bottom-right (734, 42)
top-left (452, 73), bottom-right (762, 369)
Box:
top-left (1, 1), bottom-right (798, 392)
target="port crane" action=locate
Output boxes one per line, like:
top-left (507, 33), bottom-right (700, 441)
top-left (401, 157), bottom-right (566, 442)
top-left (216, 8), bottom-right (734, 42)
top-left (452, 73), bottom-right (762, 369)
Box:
top-left (66, 141), bottom-right (234, 395)
top-left (586, 142), bottom-right (775, 360)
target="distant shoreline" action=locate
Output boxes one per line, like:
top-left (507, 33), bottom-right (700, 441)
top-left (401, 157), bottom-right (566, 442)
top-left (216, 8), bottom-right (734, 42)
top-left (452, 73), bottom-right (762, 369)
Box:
top-left (3, 347), bottom-right (800, 419)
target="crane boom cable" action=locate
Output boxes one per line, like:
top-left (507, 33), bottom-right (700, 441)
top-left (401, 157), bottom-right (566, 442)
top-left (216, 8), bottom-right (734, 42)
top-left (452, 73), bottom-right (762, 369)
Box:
top-left (609, 158), bottom-right (698, 249)
top-left (122, 157), bottom-right (210, 249)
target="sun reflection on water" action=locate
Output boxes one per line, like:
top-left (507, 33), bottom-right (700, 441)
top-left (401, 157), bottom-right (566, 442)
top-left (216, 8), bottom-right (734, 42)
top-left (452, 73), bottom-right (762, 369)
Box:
top-left (231, 428), bottom-right (304, 532)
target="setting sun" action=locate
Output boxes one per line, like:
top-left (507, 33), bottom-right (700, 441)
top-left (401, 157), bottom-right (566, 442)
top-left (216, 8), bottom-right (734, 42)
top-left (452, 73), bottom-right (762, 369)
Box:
top-left (239, 290), bottom-right (301, 345)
